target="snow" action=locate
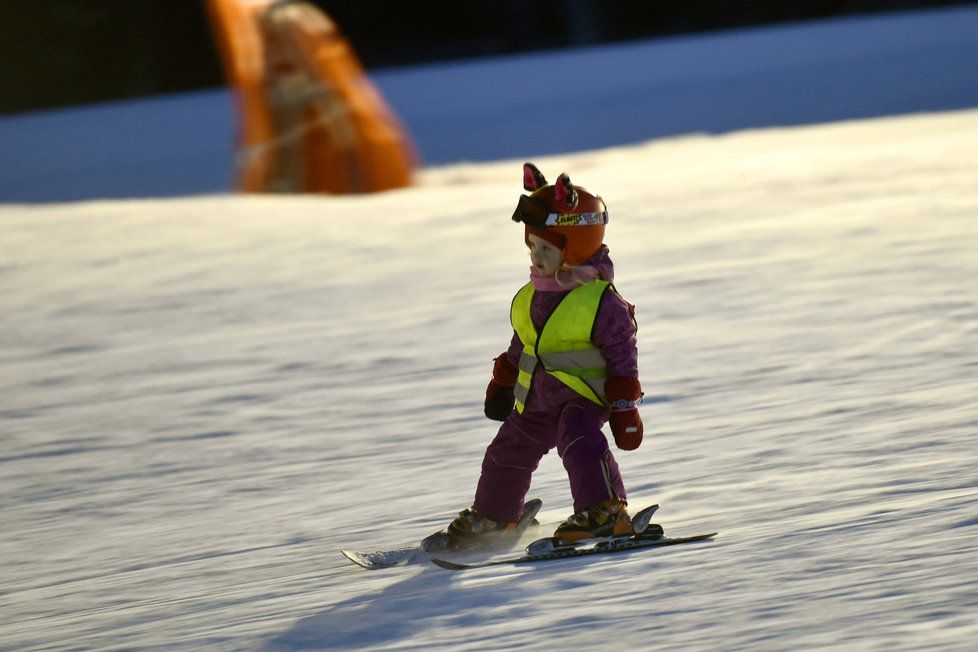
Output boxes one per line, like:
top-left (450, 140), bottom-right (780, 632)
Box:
top-left (2, 7), bottom-right (978, 652)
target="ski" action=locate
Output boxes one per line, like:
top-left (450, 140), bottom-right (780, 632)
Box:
top-left (340, 498), bottom-right (543, 570)
top-left (430, 531), bottom-right (717, 570)
top-left (520, 502), bottom-right (661, 556)
top-left (340, 546), bottom-right (425, 570)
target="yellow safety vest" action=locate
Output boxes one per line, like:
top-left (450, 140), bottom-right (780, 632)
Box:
top-left (511, 280), bottom-right (611, 413)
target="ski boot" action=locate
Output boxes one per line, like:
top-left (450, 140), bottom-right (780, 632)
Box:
top-left (553, 498), bottom-right (633, 546)
top-left (421, 499), bottom-right (542, 552)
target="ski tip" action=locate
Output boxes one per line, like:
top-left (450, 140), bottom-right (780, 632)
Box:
top-left (430, 557), bottom-right (469, 571)
top-left (683, 532), bottom-right (718, 543)
top-left (341, 547), bottom-right (423, 570)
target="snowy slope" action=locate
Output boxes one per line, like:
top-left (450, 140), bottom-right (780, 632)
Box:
top-left (4, 109), bottom-right (977, 651)
top-left (3, 8), bottom-right (978, 652)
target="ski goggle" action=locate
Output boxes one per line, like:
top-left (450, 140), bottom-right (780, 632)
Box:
top-left (511, 194), bottom-right (608, 227)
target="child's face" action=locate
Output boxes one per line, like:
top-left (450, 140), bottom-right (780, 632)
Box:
top-left (527, 233), bottom-right (565, 276)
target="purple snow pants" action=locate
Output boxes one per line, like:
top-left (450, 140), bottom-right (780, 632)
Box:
top-left (473, 399), bottom-right (626, 523)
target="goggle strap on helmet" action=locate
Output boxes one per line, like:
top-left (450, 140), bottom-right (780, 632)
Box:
top-left (543, 211), bottom-right (609, 227)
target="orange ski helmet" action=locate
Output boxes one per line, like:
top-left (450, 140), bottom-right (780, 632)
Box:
top-left (512, 162), bottom-right (608, 266)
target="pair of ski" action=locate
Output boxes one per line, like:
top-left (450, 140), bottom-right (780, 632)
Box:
top-left (340, 500), bottom-right (716, 571)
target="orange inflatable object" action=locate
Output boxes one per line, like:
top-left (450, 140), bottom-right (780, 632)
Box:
top-left (207, 0), bottom-right (417, 194)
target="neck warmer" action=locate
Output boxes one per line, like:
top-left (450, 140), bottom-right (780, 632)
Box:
top-left (529, 264), bottom-right (601, 292)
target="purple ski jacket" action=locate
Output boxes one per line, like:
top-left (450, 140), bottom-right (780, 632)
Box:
top-left (504, 246), bottom-right (639, 415)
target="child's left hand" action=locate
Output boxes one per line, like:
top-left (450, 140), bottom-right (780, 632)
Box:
top-left (606, 377), bottom-right (644, 450)
top-left (609, 407), bottom-right (643, 450)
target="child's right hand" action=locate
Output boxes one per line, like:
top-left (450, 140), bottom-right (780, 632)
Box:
top-left (484, 354), bottom-right (518, 421)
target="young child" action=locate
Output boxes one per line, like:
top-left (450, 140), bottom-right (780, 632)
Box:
top-left (443, 162), bottom-right (645, 549)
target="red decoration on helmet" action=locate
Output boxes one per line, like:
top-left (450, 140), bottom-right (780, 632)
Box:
top-left (553, 173), bottom-right (578, 209)
top-left (523, 162), bottom-right (547, 191)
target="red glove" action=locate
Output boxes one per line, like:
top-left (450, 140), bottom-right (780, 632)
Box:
top-left (606, 377), bottom-right (644, 450)
top-left (484, 354), bottom-right (518, 421)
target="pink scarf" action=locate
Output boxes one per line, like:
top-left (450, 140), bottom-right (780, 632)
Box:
top-left (529, 265), bottom-right (601, 291)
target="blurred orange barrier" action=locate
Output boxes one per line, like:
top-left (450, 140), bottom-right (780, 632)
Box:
top-left (207, 0), bottom-right (417, 194)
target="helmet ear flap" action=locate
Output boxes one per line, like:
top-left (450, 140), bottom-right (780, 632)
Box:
top-left (523, 162), bottom-right (547, 191)
top-left (554, 173), bottom-right (578, 209)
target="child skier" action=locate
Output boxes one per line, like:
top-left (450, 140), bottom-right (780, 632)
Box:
top-left (443, 162), bottom-right (645, 549)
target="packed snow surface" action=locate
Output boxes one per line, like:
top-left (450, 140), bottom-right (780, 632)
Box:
top-left (3, 7), bottom-right (978, 652)
top-left (3, 108), bottom-right (977, 650)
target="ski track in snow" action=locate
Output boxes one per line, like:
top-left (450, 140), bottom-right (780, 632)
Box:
top-left (2, 109), bottom-right (977, 650)
top-left (3, 7), bottom-right (978, 651)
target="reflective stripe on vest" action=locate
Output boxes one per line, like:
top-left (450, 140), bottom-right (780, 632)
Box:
top-left (510, 280), bottom-right (610, 413)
